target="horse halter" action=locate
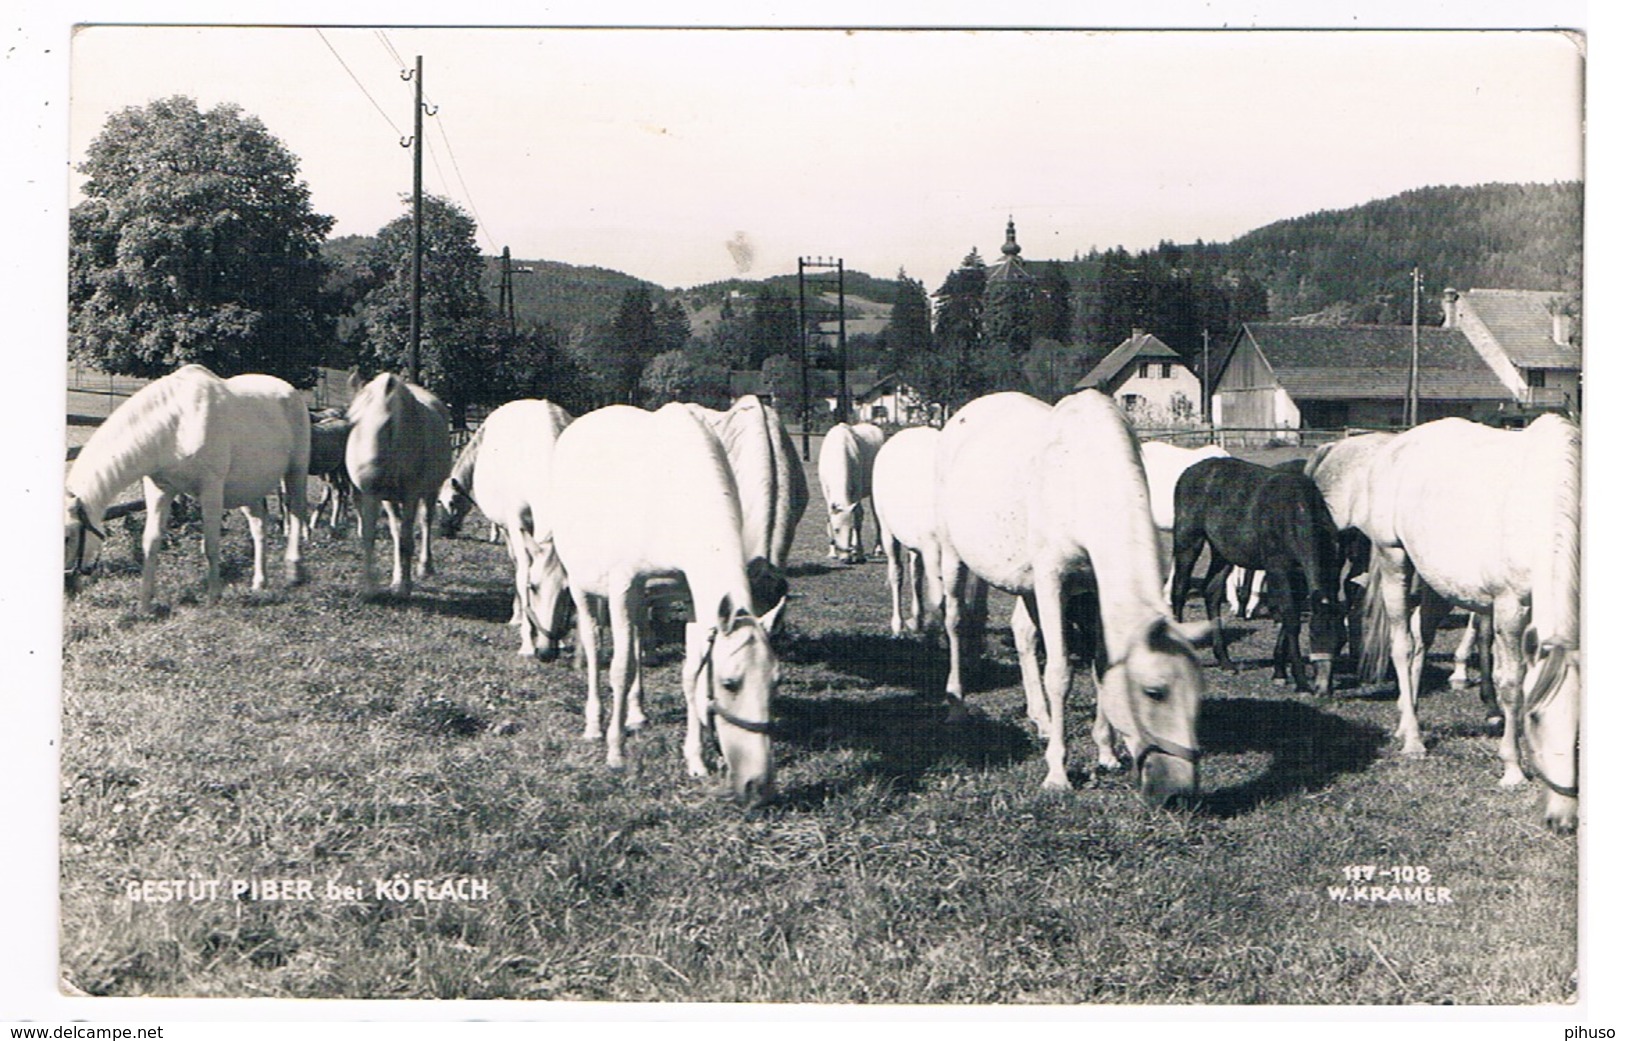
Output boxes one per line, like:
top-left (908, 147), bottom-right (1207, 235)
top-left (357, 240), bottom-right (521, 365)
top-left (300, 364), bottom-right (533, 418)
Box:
top-left (1515, 641), bottom-right (1580, 800)
top-left (1133, 732), bottom-right (1202, 777)
top-left (66, 500), bottom-right (105, 578)
top-left (696, 623), bottom-right (780, 738)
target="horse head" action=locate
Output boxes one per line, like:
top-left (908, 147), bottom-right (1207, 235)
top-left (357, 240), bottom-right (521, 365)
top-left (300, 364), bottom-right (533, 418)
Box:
top-left (1306, 590), bottom-right (1341, 697)
top-left (694, 594), bottom-right (784, 806)
top-left (1518, 627), bottom-right (1579, 834)
top-left (1099, 615), bottom-right (1211, 807)
top-left (63, 493), bottom-right (105, 591)
top-left (827, 502), bottom-right (860, 562)
top-left (436, 476), bottom-right (474, 537)
top-left (523, 537), bottom-right (571, 662)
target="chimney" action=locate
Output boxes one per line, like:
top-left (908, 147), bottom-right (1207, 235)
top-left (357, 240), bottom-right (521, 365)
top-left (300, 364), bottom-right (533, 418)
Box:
top-left (1131, 327), bottom-right (1146, 341)
top-left (1441, 287), bottom-right (1460, 329)
top-left (1553, 311), bottom-right (1572, 345)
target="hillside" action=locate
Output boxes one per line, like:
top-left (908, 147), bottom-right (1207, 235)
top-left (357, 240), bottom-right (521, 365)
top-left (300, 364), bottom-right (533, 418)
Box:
top-left (1220, 181), bottom-right (1581, 320)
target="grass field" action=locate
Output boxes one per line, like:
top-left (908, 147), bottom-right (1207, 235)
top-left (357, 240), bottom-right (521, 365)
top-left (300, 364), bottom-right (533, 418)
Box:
top-left (58, 460), bottom-right (1579, 1004)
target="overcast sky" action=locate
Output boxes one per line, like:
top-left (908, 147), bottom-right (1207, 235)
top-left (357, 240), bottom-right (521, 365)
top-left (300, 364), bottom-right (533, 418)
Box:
top-left (67, 25), bottom-right (1583, 290)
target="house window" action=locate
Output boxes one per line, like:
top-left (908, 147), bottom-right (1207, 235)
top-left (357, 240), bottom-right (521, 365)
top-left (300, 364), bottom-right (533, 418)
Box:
top-left (1139, 361), bottom-right (1172, 379)
top-left (1121, 393), bottom-right (1143, 411)
top-left (1526, 369), bottom-right (1547, 388)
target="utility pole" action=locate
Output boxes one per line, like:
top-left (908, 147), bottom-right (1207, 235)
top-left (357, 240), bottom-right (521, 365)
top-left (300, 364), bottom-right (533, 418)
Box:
top-left (406, 55), bottom-right (425, 386)
top-left (1407, 266), bottom-right (1421, 428)
top-left (798, 256), bottom-right (847, 456)
top-left (1201, 328), bottom-right (1211, 429)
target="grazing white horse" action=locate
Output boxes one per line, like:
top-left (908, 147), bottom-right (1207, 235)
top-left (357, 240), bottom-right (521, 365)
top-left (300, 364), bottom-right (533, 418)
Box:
top-left (64, 364), bottom-right (309, 612)
top-left (1354, 415), bottom-right (1580, 833)
top-left (818, 421), bottom-right (886, 563)
top-left (550, 404), bottom-right (785, 804)
top-left (344, 372), bottom-right (453, 597)
top-left (438, 400), bottom-right (575, 658)
top-left (936, 391), bottom-right (1210, 803)
top-left (872, 425), bottom-right (949, 635)
top-left (1306, 431), bottom-right (1483, 689)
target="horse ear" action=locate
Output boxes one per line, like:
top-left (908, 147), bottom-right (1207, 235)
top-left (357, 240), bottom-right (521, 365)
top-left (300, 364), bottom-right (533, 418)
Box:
top-left (1149, 616), bottom-right (1213, 650)
top-left (716, 594), bottom-right (737, 630)
top-left (757, 595), bottom-right (787, 635)
top-left (347, 370), bottom-right (364, 393)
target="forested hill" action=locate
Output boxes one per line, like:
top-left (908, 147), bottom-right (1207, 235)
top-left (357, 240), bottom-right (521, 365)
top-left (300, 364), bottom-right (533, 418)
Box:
top-left (1221, 181), bottom-right (1581, 320)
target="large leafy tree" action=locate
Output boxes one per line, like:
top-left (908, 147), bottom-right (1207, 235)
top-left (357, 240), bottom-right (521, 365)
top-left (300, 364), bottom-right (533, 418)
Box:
top-left (883, 269), bottom-right (934, 380)
top-left (354, 195), bottom-right (493, 427)
top-left (69, 96), bottom-right (335, 384)
top-left (749, 286), bottom-right (800, 370)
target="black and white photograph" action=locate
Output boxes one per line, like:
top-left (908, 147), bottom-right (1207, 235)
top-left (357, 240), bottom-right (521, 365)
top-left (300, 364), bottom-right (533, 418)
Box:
top-left (6, 3), bottom-right (1616, 1033)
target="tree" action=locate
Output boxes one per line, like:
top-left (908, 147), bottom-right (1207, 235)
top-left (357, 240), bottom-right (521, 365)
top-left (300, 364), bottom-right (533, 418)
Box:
top-left (1021, 338), bottom-right (1090, 403)
top-left (760, 353), bottom-right (806, 426)
top-left (884, 269), bottom-right (934, 380)
top-left (69, 95), bottom-right (336, 384)
top-left (749, 286), bottom-right (799, 370)
top-left (654, 298), bottom-right (693, 355)
top-left (583, 283), bottom-right (662, 404)
top-left (637, 349), bottom-right (730, 410)
top-left (354, 195), bottom-right (492, 427)
top-left (1032, 261), bottom-right (1074, 344)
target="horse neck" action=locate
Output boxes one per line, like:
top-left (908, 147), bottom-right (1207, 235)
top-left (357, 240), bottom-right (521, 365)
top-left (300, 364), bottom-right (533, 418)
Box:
top-left (67, 396), bottom-right (179, 517)
top-left (1529, 421), bottom-right (1581, 647)
top-left (451, 425), bottom-right (484, 486)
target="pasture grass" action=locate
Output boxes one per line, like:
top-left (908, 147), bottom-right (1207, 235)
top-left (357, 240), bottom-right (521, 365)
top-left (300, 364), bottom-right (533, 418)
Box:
top-left (58, 490), bottom-right (1578, 1005)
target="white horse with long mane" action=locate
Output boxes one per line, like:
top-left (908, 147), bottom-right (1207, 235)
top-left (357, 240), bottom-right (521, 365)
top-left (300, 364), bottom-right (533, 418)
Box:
top-left (685, 396), bottom-right (808, 571)
top-left (345, 372), bottom-right (453, 597)
top-left (550, 403), bottom-right (785, 804)
top-left (1354, 415), bottom-right (1580, 832)
top-left (935, 391), bottom-right (1210, 803)
top-left (818, 421), bottom-right (886, 563)
top-left (64, 364), bottom-right (310, 612)
top-left (437, 399), bottom-right (574, 658)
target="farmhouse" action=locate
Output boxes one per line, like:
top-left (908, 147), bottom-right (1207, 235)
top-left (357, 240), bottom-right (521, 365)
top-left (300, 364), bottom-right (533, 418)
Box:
top-left (1210, 321), bottom-right (1516, 443)
top-left (1443, 287), bottom-right (1581, 412)
top-left (1074, 329), bottom-right (1202, 427)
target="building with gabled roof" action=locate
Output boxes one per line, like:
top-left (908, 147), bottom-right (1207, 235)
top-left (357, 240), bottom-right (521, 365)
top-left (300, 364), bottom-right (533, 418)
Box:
top-left (1443, 287), bottom-right (1580, 412)
top-left (1210, 322), bottom-right (1516, 443)
top-left (1075, 329), bottom-right (1202, 427)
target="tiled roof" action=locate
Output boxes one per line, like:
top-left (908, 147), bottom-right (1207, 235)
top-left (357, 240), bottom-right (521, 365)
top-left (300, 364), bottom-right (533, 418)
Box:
top-left (1461, 289), bottom-right (1580, 369)
top-left (1239, 323), bottom-right (1513, 402)
top-left (1076, 332), bottom-right (1184, 389)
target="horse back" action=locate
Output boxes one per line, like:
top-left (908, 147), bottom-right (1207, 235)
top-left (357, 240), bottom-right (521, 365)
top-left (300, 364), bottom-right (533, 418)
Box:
top-left (345, 374), bottom-right (452, 501)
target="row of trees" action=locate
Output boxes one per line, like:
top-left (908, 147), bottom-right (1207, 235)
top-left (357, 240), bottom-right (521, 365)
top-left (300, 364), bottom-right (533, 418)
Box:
top-left (67, 95), bottom-right (1275, 429)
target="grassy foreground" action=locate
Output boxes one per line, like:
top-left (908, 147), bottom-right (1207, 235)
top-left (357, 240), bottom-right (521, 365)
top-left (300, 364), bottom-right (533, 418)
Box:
top-left (59, 481), bottom-right (1577, 1004)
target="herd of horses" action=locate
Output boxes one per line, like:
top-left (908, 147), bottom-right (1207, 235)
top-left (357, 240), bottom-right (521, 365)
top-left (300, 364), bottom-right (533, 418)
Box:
top-left (63, 363), bottom-right (1581, 832)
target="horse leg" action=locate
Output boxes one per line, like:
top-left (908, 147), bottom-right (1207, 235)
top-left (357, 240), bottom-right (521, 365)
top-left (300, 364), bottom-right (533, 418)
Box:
top-left (242, 501), bottom-right (269, 591)
top-left (198, 482), bottom-right (226, 604)
top-left (1265, 567), bottom-right (1307, 690)
top-left (1031, 569), bottom-right (1074, 790)
top-left (1373, 547), bottom-right (1426, 756)
top-left (380, 500), bottom-right (410, 595)
top-left (626, 618), bottom-right (648, 733)
top-left (508, 529), bottom-right (538, 657)
top-left (679, 621), bottom-right (711, 779)
top-left (415, 497), bottom-right (435, 580)
top-left (1202, 564), bottom-right (1235, 673)
top-left (1011, 595), bottom-right (1050, 738)
top-left (883, 533), bottom-right (906, 635)
top-left (939, 551), bottom-right (971, 722)
top-left (281, 472), bottom-right (308, 584)
top-left (1449, 613), bottom-right (1477, 689)
top-left (603, 587), bottom-right (639, 770)
top-left (1168, 525), bottom-right (1203, 619)
top-left (1478, 607), bottom-right (1500, 724)
top-left (573, 590), bottom-right (603, 742)
top-left (138, 480), bottom-right (174, 613)
top-left (355, 494), bottom-right (381, 594)
top-left (1491, 596), bottom-right (1531, 788)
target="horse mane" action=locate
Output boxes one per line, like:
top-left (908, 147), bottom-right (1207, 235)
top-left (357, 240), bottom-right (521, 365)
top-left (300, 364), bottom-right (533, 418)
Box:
top-left (68, 364), bottom-right (214, 510)
top-left (450, 420), bottom-right (488, 487)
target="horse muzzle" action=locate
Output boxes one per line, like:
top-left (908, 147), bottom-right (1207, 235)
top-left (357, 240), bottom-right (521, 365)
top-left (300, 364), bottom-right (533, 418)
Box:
top-left (1134, 739), bottom-right (1201, 808)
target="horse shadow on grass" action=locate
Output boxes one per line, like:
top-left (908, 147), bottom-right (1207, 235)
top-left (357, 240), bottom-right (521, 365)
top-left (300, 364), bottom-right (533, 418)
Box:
top-left (1195, 696), bottom-right (1387, 819)
top-left (766, 630), bottom-right (1033, 810)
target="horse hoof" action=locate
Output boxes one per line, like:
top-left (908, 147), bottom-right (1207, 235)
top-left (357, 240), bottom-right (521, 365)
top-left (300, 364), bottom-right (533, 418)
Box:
top-left (1041, 772), bottom-right (1072, 791)
top-left (1271, 676), bottom-right (1289, 687)
top-left (626, 715), bottom-right (647, 734)
top-left (942, 701), bottom-right (970, 724)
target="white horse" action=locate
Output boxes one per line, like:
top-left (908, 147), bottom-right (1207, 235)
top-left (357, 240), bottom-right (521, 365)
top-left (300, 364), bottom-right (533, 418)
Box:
top-left (872, 425), bottom-right (950, 635)
top-left (344, 372), bottom-right (453, 597)
top-left (64, 364), bottom-right (309, 612)
top-left (437, 400), bottom-right (575, 659)
top-left (550, 404), bottom-right (785, 804)
top-left (818, 421), bottom-right (886, 563)
top-left (936, 391), bottom-right (1210, 803)
top-left (1354, 415), bottom-right (1580, 832)
top-left (1306, 431), bottom-right (1483, 689)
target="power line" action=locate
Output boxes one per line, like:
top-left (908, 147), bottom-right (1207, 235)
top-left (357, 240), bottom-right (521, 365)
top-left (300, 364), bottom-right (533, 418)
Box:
top-left (430, 115), bottom-right (499, 254)
top-left (314, 28), bottom-right (403, 139)
top-left (374, 29), bottom-right (406, 70)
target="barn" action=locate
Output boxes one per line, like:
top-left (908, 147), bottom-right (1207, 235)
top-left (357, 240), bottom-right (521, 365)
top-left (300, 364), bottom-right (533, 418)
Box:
top-left (1210, 321), bottom-right (1517, 444)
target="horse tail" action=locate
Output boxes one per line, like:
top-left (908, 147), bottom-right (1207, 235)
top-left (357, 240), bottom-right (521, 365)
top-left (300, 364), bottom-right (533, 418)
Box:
top-left (1358, 553), bottom-right (1393, 684)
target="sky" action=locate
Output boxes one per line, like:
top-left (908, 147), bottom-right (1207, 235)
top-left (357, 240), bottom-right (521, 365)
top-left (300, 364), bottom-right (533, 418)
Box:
top-left (65, 24), bottom-right (1584, 290)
